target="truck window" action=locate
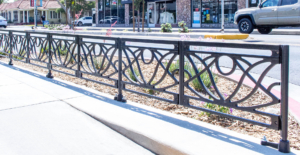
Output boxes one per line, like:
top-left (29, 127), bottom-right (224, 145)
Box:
top-left (281, 0), bottom-right (298, 6)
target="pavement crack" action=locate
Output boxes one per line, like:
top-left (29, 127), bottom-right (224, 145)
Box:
top-left (0, 100), bottom-right (61, 112)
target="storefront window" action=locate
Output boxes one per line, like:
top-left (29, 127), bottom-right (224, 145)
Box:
top-left (129, 3), bottom-right (146, 25)
top-left (202, 0), bottom-right (218, 23)
top-left (200, 0), bottom-right (237, 24)
top-left (218, 0), bottom-right (237, 23)
top-left (98, 0), bottom-right (125, 24)
top-left (156, 1), bottom-right (176, 24)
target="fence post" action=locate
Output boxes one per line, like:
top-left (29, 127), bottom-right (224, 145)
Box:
top-left (75, 35), bottom-right (82, 78)
top-left (179, 41), bottom-right (188, 106)
top-left (26, 32), bottom-right (30, 63)
top-left (114, 38), bottom-right (126, 102)
top-left (46, 33), bottom-right (53, 78)
top-left (8, 31), bottom-right (13, 65)
top-left (278, 45), bottom-right (290, 153)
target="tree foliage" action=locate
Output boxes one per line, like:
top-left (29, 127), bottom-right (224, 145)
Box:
top-left (133, 0), bottom-right (143, 11)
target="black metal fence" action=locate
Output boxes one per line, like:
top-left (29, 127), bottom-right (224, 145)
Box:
top-left (0, 30), bottom-right (290, 153)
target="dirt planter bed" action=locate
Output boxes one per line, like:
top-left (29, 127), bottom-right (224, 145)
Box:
top-left (1, 57), bottom-right (299, 150)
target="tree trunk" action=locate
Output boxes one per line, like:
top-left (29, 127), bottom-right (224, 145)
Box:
top-left (142, 1), bottom-right (144, 32)
top-left (132, 0), bottom-right (135, 32)
top-left (56, 0), bottom-right (66, 11)
top-left (138, 9), bottom-right (140, 32)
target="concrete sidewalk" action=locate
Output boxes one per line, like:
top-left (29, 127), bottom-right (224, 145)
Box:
top-left (0, 62), bottom-right (299, 155)
top-left (0, 63), bottom-right (153, 155)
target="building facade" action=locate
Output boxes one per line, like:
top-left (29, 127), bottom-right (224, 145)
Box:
top-left (0, 0), bottom-right (67, 25)
top-left (95, 0), bottom-right (261, 28)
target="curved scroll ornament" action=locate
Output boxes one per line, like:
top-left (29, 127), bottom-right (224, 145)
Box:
top-left (184, 53), bottom-right (280, 116)
top-left (11, 35), bottom-right (27, 59)
top-left (50, 39), bottom-right (77, 69)
top-left (80, 42), bottom-right (119, 78)
top-left (0, 33), bottom-right (11, 55)
top-left (28, 36), bottom-right (49, 62)
top-left (122, 46), bottom-right (179, 91)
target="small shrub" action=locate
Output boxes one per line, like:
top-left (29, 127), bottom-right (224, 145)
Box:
top-left (0, 51), bottom-right (7, 56)
top-left (199, 97), bottom-right (231, 117)
top-left (144, 81), bottom-right (159, 95)
top-left (128, 67), bottom-right (140, 82)
top-left (148, 28), bottom-right (152, 32)
top-left (160, 23), bottom-right (172, 32)
top-left (165, 59), bottom-right (179, 74)
top-left (185, 63), bottom-right (217, 92)
top-left (178, 21), bottom-right (190, 33)
top-left (93, 57), bottom-right (107, 70)
top-left (123, 29), bottom-right (128, 32)
top-left (58, 46), bottom-right (68, 56)
top-left (113, 29), bottom-right (117, 32)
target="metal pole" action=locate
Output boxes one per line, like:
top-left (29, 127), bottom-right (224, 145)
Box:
top-left (133, 0), bottom-right (135, 32)
top-left (8, 31), bottom-right (13, 65)
top-left (221, 0), bottom-right (224, 33)
top-left (34, 0), bottom-right (37, 28)
top-left (114, 38), bottom-right (126, 102)
top-left (46, 33), bottom-right (53, 78)
top-left (278, 45), bottom-right (290, 153)
top-left (26, 32), bottom-right (30, 63)
top-left (76, 35), bottom-right (82, 78)
top-left (179, 41), bottom-right (187, 106)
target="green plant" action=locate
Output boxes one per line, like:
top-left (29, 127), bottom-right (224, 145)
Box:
top-left (178, 21), bottom-right (190, 33)
top-left (199, 97), bottom-right (230, 117)
top-left (148, 28), bottom-right (152, 32)
top-left (165, 59), bottom-right (180, 74)
top-left (128, 67), bottom-right (140, 82)
top-left (160, 23), bottom-right (172, 32)
top-left (0, 51), bottom-right (7, 56)
top-left (185, 63), bottom-right (217, 92)
top-left (123, 29), bottom-right (128, 32)
top-left (12, 50), bottom-right (26, 60)
top-left (58, 46), bottom-right (68, 56)
top-left (93, 57), bottom-right (107, 70)
top-left (144, 81), bottom-right (159, 95)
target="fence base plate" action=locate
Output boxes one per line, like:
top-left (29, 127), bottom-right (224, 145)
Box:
top-left (114, 94), bottom-right (126, 102)
top-left (278, 140), bottom-right (290, 153)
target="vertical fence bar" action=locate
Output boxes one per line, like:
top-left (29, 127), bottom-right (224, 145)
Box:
top-left (26, 32), bottom-right (30, 63)
top-left (76, 35), bottom-right (82, 78)
top-left (114, 38), bottom-right (126, 102)
top-left (278, 45), bottom-right (290, 153)
top-left (46, 33), bottom-right (53, 78)
top-left (8, 31), bottom-right (13, 65)
top-left (179, 41), bottom-right (188, 106)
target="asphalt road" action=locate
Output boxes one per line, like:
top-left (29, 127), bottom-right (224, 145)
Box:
top-left (3, 26), bottom-right (300, 85)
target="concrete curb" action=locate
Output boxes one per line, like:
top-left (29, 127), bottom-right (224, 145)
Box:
top-left (0, 61), bottom-right (299, 155)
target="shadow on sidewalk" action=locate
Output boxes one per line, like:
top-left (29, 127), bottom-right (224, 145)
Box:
top-left (0, 61), bottom-right (293, 155)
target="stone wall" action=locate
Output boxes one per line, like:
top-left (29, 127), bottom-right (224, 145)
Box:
top-left (125, 4), bottom-right (129, 26)
top-left (176, 0), bottom-right (191, 27)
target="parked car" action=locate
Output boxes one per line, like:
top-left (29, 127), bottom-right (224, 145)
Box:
top-left (234, 0), bottom-right (300, 34)
top-left (0, 16), bottom-right (7, 28)
top-left (75, 16), bottom-right (92, 26)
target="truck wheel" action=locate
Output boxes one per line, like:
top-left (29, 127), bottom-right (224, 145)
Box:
top-left (257, 27), bottom-right (272, 34)
top-left (238, 18), bottom-right (253, 34)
